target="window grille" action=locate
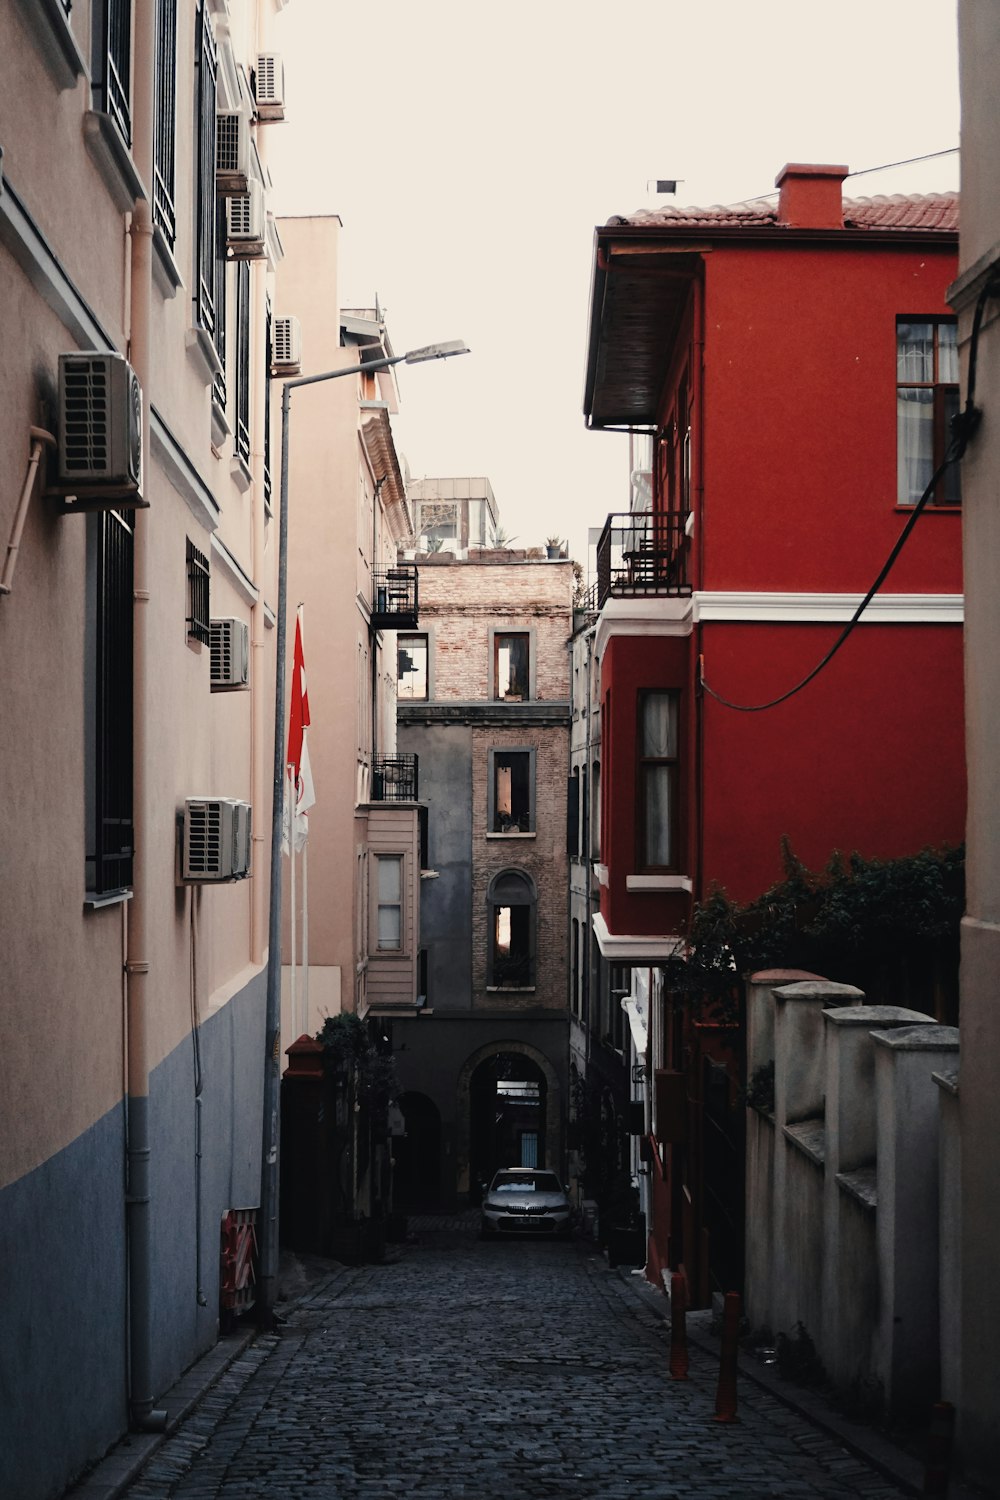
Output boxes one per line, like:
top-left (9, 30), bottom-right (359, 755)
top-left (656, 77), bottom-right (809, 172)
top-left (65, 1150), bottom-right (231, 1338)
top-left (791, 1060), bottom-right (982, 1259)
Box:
top-left (195, 2), bottom-right (218, 337)
top-left (235, 260), bottom-right (251, 464)
top-left (93, 0), bottom-right (132, 147)
top-left (211, 199), bottom-right (227, 411)
top-left (187, 539), bottom-right (211, 644)
top-left (263, 298), bottom-right (273, 513)
top-left (153, 0), bottom-right (177, 247)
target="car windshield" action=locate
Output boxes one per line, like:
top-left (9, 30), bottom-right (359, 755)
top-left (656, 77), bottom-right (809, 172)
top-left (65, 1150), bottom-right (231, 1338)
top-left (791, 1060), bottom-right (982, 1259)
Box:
top-left (491, 1172), bottom-right (561, 1194)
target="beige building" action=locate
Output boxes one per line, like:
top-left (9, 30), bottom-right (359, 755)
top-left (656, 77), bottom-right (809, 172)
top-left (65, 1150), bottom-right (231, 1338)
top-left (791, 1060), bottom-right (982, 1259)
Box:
top-left (0, 2), bottom-right (286, 1493)
top-left (274, 217), bottom-right (423, 1052)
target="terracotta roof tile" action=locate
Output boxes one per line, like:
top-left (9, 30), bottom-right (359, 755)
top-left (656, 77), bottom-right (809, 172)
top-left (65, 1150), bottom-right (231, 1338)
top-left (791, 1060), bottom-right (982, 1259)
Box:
top-left (612, 190), bottom-right (958, 234)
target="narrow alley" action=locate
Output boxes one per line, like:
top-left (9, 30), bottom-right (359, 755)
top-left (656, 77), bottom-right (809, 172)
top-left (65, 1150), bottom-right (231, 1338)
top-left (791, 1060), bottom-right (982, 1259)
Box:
top-left (82, 1220), bottom-right (922, 1500)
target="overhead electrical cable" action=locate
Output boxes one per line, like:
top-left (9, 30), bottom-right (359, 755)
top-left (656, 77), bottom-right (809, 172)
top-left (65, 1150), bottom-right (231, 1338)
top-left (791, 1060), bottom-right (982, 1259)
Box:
top-left (699, 276), bottom-right (997, 714)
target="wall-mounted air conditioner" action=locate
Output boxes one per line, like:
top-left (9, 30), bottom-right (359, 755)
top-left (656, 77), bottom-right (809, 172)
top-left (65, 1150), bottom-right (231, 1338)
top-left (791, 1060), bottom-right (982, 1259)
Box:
top-left (216, 109), bottom-right (251, 194)
top-left (271, 315), bottom-right (302, 375)
top-left (55, 352), bottom-right (145, 507)
top-left (210, 618), bottom-right (250, 689)
top-left (254, 53), bottom-right (285, 121)
top-left (226, 179), bottom-right (266, 257)
top-left (181, 797), bottom-right (252, 882)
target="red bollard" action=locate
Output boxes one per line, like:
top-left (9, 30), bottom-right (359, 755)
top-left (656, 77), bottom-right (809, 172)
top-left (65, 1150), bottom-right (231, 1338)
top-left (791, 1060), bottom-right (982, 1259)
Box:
top-left (714, 1291), bottom-right (741, 1422)
top-left (669, 1272), bottom-right (689, 1380)
top-left (923, 1401), bottom-right (955, 1495)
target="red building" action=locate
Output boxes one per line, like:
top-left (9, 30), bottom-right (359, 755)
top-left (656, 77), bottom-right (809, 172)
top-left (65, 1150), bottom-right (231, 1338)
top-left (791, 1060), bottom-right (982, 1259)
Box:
top-left (582, 164), bottom-right (963, 1302)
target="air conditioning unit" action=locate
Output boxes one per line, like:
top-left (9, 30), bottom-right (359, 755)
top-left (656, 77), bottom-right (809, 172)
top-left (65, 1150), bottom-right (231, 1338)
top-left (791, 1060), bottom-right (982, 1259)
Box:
top-left (216, 109), bottom-right (251, 194)
top-left (271, 315), bottom-right (302, 375)
top-left (226, 179), bottom-right (266, 257)
top-left (56, 352), bottom-right (145, 505)
top-left (182, 797), bottom-right (252, 882)
top-left (210, 618), bottom-right (250, 689)
top-left (254, 52), bottom-right (285, 121)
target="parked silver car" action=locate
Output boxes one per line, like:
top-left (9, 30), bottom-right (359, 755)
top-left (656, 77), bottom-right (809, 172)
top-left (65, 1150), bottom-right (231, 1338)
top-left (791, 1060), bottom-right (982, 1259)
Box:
top-left (480, 1168), bottom-right (573, 1238)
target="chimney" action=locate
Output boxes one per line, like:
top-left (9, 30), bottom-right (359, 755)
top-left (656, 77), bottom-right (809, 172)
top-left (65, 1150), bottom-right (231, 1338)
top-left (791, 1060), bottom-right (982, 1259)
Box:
top-left (775, 163), bottom-right (849, 229)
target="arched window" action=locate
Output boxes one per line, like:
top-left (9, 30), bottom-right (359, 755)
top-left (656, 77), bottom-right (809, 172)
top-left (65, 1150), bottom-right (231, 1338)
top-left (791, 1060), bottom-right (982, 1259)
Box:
top-left (487, 869), bottom-right (536, 989)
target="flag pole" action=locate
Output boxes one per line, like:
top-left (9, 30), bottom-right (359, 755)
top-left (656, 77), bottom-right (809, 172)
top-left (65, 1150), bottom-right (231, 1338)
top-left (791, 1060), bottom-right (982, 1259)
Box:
top-left (301, 836), bottom-right (310, 1039)
top-left (289, 769), bottom-right (297, 1037)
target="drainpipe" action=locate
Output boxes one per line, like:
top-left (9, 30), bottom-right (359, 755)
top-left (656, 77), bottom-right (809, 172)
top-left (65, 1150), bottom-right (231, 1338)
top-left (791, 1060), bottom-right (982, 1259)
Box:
top-left (124, 1), bottom-right (166, 1433)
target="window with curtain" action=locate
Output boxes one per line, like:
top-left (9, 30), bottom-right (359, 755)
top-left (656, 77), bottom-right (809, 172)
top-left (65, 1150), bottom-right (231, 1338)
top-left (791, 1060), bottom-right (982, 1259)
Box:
top-left (638, 690), bottom-right (679, 870)
top-left (897, 318), bottom-right (960, 505)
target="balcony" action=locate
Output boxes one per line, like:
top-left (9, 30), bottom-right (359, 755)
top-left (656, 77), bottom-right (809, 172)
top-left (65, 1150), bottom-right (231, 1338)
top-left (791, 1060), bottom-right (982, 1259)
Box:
top-left (596, 512), bottom-right (691, 609)
top-left (371, 565), bottom-right (418, 630)
top-left (371, 754), bottom-right (418, 802)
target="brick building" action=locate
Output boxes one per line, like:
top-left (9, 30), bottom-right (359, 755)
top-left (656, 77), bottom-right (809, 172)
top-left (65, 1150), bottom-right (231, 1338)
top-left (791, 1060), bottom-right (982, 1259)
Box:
top-left (390, 544), bottom-right (574, 1208)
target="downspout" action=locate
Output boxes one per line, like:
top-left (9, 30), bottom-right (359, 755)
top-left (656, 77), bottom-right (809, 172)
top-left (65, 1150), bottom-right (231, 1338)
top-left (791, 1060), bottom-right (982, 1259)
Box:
top-left (124, 1), bottom-right (167, 1432)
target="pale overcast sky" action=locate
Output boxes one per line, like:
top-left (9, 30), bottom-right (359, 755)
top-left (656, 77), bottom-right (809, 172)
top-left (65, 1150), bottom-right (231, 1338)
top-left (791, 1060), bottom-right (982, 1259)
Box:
top-left (266, 0), bottom-right (961, 571)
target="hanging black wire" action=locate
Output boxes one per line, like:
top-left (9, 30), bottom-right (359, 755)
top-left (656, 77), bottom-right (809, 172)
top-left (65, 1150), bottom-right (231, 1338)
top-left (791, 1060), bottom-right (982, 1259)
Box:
top-left (700, 278), bottom-right (998, 714)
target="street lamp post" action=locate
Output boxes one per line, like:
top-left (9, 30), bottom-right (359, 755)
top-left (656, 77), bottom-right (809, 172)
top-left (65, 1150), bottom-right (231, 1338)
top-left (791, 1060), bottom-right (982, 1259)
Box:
top-left (257, 339), bottom-right (469, 1324)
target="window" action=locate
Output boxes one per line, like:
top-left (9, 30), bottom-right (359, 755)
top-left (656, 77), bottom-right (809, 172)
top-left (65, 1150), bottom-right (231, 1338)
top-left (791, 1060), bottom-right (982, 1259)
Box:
top-left (92, 0), bottom-right (132, 147)
top-left (194, 1), bottom-right (218, 338)
top-left (567, 767), bottom-right (581, 856)
top-left (211, 197), bottom-right (227, 412)
top-left (86, 510), bottom-right (134, 897)
top-left (376, 855), bottom-right (403, 951)
top-left (897, 318), bottom-right (960, 505)
top-left (489, 748), bottom-right (534, 833)
top-left (234, 259), bottom-right (251, 464)
top-left (638, 691), bottom-right (679, 870)
top-left (153, 0), bottom-right (177, 248)
top-left (263, 296), bottom-right (273, 514)
top-left (186, 539), bottom-right (210, 644)
top-left (494, 632), bottom-right (529, 701)
top-left (397, 633), bottom-right (428, 700)
top-left (488, 869), bottom-right (536, 988)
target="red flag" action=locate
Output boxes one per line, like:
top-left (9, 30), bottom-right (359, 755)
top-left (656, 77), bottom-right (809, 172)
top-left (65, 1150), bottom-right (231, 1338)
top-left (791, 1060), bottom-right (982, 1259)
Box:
top-left (283, 607), bottom-right (315, 853)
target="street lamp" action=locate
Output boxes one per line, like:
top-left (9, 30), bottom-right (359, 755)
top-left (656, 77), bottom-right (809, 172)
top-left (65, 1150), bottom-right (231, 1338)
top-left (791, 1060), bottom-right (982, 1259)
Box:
top-left (258, 339), bottom-right (469, 1323)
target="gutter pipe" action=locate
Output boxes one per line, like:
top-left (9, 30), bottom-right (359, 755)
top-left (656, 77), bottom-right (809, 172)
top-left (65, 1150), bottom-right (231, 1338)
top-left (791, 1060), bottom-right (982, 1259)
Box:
top-left (124, 0), bottom-right (166, 1432)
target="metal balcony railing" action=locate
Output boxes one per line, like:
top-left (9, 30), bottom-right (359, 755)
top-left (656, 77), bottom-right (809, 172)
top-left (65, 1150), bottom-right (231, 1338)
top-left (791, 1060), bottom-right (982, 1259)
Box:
top-left (596, 512), bottom-right (691, 609)
top-left (371, 754), bottom-right (418, 802)
top-left (371, 565), bottom-right (418, 629)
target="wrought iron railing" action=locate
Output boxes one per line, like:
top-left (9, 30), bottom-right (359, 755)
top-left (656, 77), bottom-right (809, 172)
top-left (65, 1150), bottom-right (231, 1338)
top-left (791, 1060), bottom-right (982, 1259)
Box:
top-left (371, 754), bottom-right (418, 802)
top-left (371, 565), bottom-right (418, 625)
top-left (595, 512), bottom-right (691, 609)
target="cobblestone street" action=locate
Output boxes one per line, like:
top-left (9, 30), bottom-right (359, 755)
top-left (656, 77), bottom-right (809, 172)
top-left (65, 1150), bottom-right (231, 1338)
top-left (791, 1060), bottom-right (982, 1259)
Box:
top-left (106, 1219), bottom-right (917, 1500)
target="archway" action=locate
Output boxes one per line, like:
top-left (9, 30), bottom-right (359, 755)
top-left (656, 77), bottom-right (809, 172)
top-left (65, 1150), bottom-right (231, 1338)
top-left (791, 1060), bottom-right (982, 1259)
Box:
top-left (393, 1092), bottom-right (442, 1211)
top-left (456, 1040), bottom-right (562, 1199)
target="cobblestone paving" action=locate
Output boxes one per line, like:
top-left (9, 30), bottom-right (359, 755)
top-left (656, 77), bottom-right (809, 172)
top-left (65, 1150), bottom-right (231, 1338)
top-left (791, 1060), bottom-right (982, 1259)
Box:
top-left (121, 1219), bottom-right (910, 1500)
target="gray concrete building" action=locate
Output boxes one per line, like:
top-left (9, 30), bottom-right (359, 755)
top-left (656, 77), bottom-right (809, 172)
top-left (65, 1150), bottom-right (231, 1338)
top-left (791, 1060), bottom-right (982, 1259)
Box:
top-left (387, 545), bottom-right (574, 1208)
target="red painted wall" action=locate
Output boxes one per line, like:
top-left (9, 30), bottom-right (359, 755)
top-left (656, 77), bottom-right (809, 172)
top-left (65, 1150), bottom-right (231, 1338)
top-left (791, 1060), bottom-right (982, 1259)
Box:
top-left (600, 634), bottom-right (695, 937)
top-left (597, 227), bottom-right (964, 936)
top-left (699, 619), bottom-right (965, 902)
top-left (700, 244), bottom-right (962, 595)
